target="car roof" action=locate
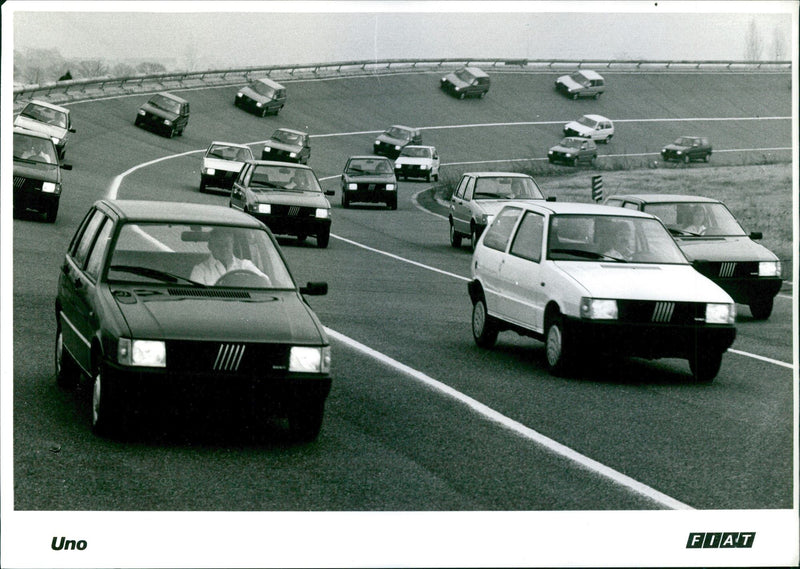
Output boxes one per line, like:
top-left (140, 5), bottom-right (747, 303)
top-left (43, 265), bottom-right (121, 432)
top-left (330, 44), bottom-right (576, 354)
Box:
top-left (559, 137), bottom-right (594, 144)
top-left (463, 171), bottom-right (535, 178)
top-left (347, 155), bottom-right (392, 160)
top-left (507, 200), bottom-right (656, 218)
top-left (153, 91), bottom-right (188, 103)
top-left (272, 128), bottom-right (307, 136)
top-left (254, 77), bottom-right (285, 89)
top-left (462, 66), bottom-right (489, 77)
top-left (574, 69), bottom-right (604, 79)
top-left (582, 114), bottom-right (611, 121)
top-left (13, 126), bottom-right (54, 141)
top-left (387, 124), bottom-right (415, 131)
top-left (402, 145), bottom-right (435, 150)
top-left (24, 99), bottom-right (70, 113)
top-left (243, 159), bottom-right (316, 171)
top-left (607, 194), bottom-right (721, 204)
top-left (96, 200), bottom-right (264, 227)
top-left (209, 141), bottom-right (251, 149)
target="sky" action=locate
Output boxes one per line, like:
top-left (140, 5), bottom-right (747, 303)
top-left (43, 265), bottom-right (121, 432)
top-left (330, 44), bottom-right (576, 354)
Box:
top-left (8, 1), bottom-right (797, 71)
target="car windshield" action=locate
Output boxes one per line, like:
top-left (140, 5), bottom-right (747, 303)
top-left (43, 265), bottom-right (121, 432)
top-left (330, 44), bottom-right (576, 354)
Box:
top-left (569, 71), bottom-right (590, 85)
top-left (20, 103), bottom-right (68, 128)
top-left (13, 132), bottom-right (58, 164)
top-left (107, 223), bottom-right (295, 289)
top-left (345, 158), bottom-right (393, 175)
top-left (642, 202), bottom-right (747, 237)
top-left (559, 138), bottom-right (584, 149)
top-left (149, 95), bottom-right (181, 114)
top-left (399, 147), bottom-right (432, 158)
top-left (547, 214), bottom-right (687, 264)
top-left (247, 164), bottom-right (321, 192)
top-left (384, 127), bottom-right (412, 140)
top-left (674, 137), bottom-right (697, 146)
top-left (473, 177), bottom-right (544, 200)
top-left (207, 144), bottom-right (252, 161)
top-left (251, 81), bottom-right (276, 97)
top-left (577, 116), bottom-right (598, 128)
top-left (272, 130), bottom-right (303, 145)
top-left (454, 68), bottom-right (476, 82)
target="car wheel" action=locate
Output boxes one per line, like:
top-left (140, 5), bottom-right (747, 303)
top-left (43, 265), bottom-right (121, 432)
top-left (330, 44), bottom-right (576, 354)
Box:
top-left (426, 172), bottom-right (431, 182)
top-left (479, 91), bottom-right (486, 99)
top-left (288, 398), bottom-right (325, 442)
top-left (458, 92), bottom-right (466, 100)
top-left (593, 93), bottom-right (600, 99)
top-left (44, 203), bottom-right (58, 223)
top-left (688, 351), bottom-right (723, 384)
top-left (387, 197), bottom-right (397, 210)
top-left (316, 229), bottom-right (330, 248)
top-left (341, 191), bottom-right (350, 208)
top-left (433, 173), bottom-right (439, 182)
top-left (91, 364), bottom-right (120, 436)
top-left (704, 153), bottom-right (711, 163)
top-left (261, 107), bottom-right (268, 117)
top-left (55, 324), bottom-right (80, 389)
top-left (168, 126), bottom-right (176, 138)
top-left (683, 154), bottom-right (691, 164)
top-left (449, 222), bottom-right (462, 248)
top-left (749, 298), bottom-right (774, 320)
top-left (472, 297), bottom-right (499, 348)
top-left (590, 155), bottom-right (597, 166)
top-left (199, 179), bottom-right (207, 193)
top-left (134, 116), bottom-right (142, 127)
top-left (470, 225), bottom-right (480, 251)
top-left (544, 315), bottom-right (571, 376)
top-left (572, 157), bottom-right (578, 167)
top-left (603, 134), bottom-right (612, 143)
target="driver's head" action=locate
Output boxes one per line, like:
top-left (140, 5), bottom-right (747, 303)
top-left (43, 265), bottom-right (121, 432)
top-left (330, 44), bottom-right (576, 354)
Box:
top-left (207, 228), bottom-right (234, 261)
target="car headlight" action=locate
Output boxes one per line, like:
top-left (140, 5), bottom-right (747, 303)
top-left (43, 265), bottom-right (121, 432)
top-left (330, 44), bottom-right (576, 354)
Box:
top-left (420, 164), bottom-right (430, 170)
top-left (758, 261), bottom-right (781, 277)
top-left (345, 182), bottom-right (357, 190)
top-left (138, 109), bottom-right (145, 116)
top-left (548, 150), bottom-right (554, 155)
top-left (263, 146), bottom-right (272, 153)
top-left (706, 303), bottom-right (736, 324)
top-left (164, 119), bottom-right (172, 126)
top-left (289, 152), bottom-right (297, 158)
top-left (315, 208), bottom-right (329, 219)
top-left (117, 338), bottom-right (166, 367)
top-left (386, 184), bottom-right (396, 191)
top-left (41, 182), bottom-right (57, 193)
top-left (256, 102), bottom-right (263, 107)
top-left (394, 145), bottom-right (401, 151)
top-left (236, 92), bottom-right (243, 98)
top-left (580, 298), bottom-right (619, 320)
top-left (257, 203), bottom-right (272, 214)
top-left (455, 86), bottom-right (461, 91)
top-left (565, 153), bottom-right (572, 158)
top-left (676, 150), bottom-right (682, 155)
top-left (52, 136), bottom-right (62, 146)
top-left (204, 168), bottom-right (216, 176)
top-left (289, 346), bottom-right (331, 373)
top-left (374, 140), bottom-right (380, 145)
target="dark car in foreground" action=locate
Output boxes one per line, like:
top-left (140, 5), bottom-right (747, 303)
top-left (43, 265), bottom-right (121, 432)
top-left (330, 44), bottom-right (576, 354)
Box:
top-left (373, 125), bottom-right (422, 158)
top-left (229, 160), bottom-right (334, 248)
top-left (200, 141), bottom-right (253, 193)
top-left (440, 66), bottom-right (490, 99)
top-left (603, 194), bottom-right (783, 319)
top-left (547, 137), bottom-right (597, 166)
top-left (55, 200), bottom-right (332, 440)
top-left (260, 128), bottom-right (311, 164)
top-left (661, 136), bottom-right (712, 163)
top-left (340, 156), bottom-right (398, 210)
top-left (13, 127), bottom-right (73, 222)
top-left (135, 92), bottom-right (190, 138)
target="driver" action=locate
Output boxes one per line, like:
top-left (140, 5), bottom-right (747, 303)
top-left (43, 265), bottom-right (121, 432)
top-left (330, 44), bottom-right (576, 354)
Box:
top-left (190, 228), bottom-right (270, 285)
top-left (20, 139), bottom-right (52, 162)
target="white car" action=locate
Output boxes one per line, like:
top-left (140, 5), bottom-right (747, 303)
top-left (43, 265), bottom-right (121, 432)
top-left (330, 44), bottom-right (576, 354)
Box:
top-left (468, 201), bottom-right (737, 382)
top-left (393, 145), bottom-right (440, 182)
top-left (554, 69), bottom-right (606, 99)
top-left (13, 99), bottom-right (75, 159)
top-left (199, 141), bottom-right (254, 193)
top-left (563, 114), bottom-right (614, 143)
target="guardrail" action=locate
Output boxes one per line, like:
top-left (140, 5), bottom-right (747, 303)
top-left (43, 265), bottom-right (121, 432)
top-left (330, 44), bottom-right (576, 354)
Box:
top-left (13, 57), bottom-right (792, 108)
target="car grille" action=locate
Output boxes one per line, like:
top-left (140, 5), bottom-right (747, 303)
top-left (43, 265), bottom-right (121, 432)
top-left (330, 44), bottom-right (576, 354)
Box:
top-left (397, 165), bottom-right (422, 174)
top-left (618, 300), bottom-right (705, 325)
top-left (168, 340), bottom-right (291, 375)
top-left (693, 261), bottom-right (758, 279)
top-left (269, 205), bottom-right (315, 217)
top-left (354, 183), bottom-right (389, 191)
top-left (262, 148), bottom-right (296, 160)
top-left (14, 176), bottom-right (43, 191)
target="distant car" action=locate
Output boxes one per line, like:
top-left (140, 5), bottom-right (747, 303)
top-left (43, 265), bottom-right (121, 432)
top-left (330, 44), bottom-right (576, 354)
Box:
top-left (340, 156), bottom-right (398, 210)
top-left (603, 194), bottom-right (783, 320)
top-left (554, 70), bottom-right (606, 99)
top-left (55, 200), bottom-right (332, 440)
top-left (13, 127), bottom-right (73, 222)
top-left (234, 77), bottom-right (287, 116)
top-left (661, 136), bottom-right (712, 163)
top-left (468, 201), bottom-right (737, 382)
top-left (393, 145), bottom-right (440, 181)
top-left (449, 172), bottom-right (547, 250)
top-left (229, 160), bottom-right (334, 248)
top-left (548, 137), bottom-right (597, 166)
top-left (135, 92), bottom-right (190, 138)
top-left (200, 142), bottom-right (253, 193)
top-left (440, 66), bottom-right (491, 99)
top-left (563, 114), bottom-right (614, 143)
top-left (373, 125), bottom-right (422, 159)
top-left (260, 128), bottom-right (311, 164)
top-left (13, 99), bottom-right (76, 159)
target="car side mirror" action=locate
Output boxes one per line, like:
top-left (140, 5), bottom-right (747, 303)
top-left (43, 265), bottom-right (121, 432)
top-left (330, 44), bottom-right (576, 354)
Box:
top-left (750, 231), bottom-right (763, 240)
top-left (325, 190), bottom-right (335, 196)
top-left (546, 196), bottom-right (556, 202)
top-left (300, 281), bottom-right (328, 296)
top-left (69, 128), bottom-right (76, 133)
top-left (62, 163), bottom-right (73, 170)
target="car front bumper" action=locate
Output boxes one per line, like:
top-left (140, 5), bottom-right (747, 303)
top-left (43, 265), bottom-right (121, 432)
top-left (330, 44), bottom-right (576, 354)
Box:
top-left (250, 211), bottom-right (331, 237)
top-left (13, 177), bottom-right (59, 213)
top-left (343, 186), bottom-right (396, 204)
top-left (201, 170), bottom-right (239, 190)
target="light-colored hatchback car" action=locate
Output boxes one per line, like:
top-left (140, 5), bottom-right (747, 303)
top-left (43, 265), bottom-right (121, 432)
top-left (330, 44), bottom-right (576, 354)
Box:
top-left (468, 201), bottom-right (737, 382)
top-left (394, 145), bottom-right (440, 181)
top-left (200, 141), bottom-right (254, 193)
top-left (554, 70), bottom-right (606, 99)
top-left (563, 114), bottom-right (614, 143)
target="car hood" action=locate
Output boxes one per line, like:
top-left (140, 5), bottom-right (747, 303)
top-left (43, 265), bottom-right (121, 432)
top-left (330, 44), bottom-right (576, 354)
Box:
top-left (663, 143), bottom-right (690, 151)
top-left (13, 115), bottom-right (68, 139)
top-left (344, 173), bottom-right (396, 183)
top-left (264, 140), bottom-right (303, 153)
top-left (676, 236), bottom-right (778, 262)
top-left (203, 157), bottom-right (245, 172)
top-left (553, 262), bottom-right (733, 302)
top-left (549, 143), bottom-right (581, 153)
top-left (239, 86), bottom-right (271, 102)
top-left (444, 73), bottom-right (470, 88)
top-left (140, 102), bottom-right (178, 120)
top-left (556, 75), bottom-right (582, 91)
top-left (113, 289), bottom-right (326, 343)
top-left (254, 190), bottom-right (330, 207)
top-left (394, 156), bottom-right (433, 166)
top-left (377, 133), bottom-right (409, 146)
top-left (564, 121), bottom-right (593, 135)
top-left (13, 159), bottom-right (60, 183)
top-left (472, 199), bottom-right (539, 216)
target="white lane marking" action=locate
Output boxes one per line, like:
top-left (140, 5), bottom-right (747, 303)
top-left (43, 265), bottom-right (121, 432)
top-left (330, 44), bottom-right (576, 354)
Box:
top-left (728, 349), bottom-right (795, 369)
top-left (324, 327), bottom-right (693, 510)
top-left (107, 149), bottom-right (204, 200)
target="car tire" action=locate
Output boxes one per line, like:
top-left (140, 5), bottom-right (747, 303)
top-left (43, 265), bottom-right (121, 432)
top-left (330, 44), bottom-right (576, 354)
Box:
top-left (572, 157), bottom-right (578, 167)
top-left (688, 351), bottom-right (723, 384)
top-left (479, 91), bottom-right (486, 99)
top-left (571, 93), bottom-right (578, 100)
top-left (168, 126), bottom-right (176, 138)
top-left (593, 93), bottom-right (600, 99)
top-left (704, 153), bottom-right (711, 163)
top-left (749, 298), bottom-right (774, 320)
top-left (91, 364), bottom-right (120, 436)
top-left (470, 225), bottom-right (479, 251)
top-left (44, 203), bottom-right (58, 223)
top-left (433, 173), bottom-right (439, 182)
top-left (683, 154), bottom-right (690, 164)
top-left (590, 155), bottom-right (597, 166)
top-left (261, 107), bottom-right (268, 117)
top-left (55, 324), bottom-right (80, 389)
top-left (603, 134), bottom-right (613, 143)
top-left (544, 314), bottom-right (571, 376)
top-left (134, 116), bottom-right (142, 127)
top-left (449, 222), bottom-right (462, 248)
top-left (472, 297), bottom-right (499, 349)
top-left (288, 398), bottom-right (325, 442)
top-left (316, 229), bottom-right (330, 249)
top-left (199, 179), bottom-right (207, 193)
top-left (458, 92), bottom-right (466, 100)
top-left (341, 191), bottom-right (350, 208)
top-left (388, 197), bottom-right (397, 210)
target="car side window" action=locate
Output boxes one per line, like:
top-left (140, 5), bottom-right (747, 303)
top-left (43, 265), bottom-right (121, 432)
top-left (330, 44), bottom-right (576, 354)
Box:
top-left (463, 177), bottom-right (476, 200)
top-left (71, 209), bottom-right (107, 269)
top-left (454, 177), bottom-right (469, 199)
top-left (510, 211), bottom-right (544, 262)
top-left (483, 207), bottom-right (522, 252)
top-left (84, 218), bottom-right (113, 281)
top-left (236, 164), bottom-right (251, 185)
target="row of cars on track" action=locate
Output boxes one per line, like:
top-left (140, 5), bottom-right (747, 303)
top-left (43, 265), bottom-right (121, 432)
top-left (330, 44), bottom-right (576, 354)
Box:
top-left (14, 67), bottom-right (786, 441)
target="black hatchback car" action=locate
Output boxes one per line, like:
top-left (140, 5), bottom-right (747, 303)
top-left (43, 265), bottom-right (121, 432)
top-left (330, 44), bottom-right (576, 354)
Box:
top-left (260, 128), bottom-right (311, 164)
top-left (373, 125), bottom-right (422, 159)
top-left (13, 127), bottom-right (73, 222)
top-left (55, 200), bottom-right (332, 440)
top-left (440, 66), bottom-right (491, 99)
top-left (661, 136), bottom-right (712, 163)
top-left (135, 92), bottom-right (190, 138)
top-left (340, 156), bottom-right (398, 210)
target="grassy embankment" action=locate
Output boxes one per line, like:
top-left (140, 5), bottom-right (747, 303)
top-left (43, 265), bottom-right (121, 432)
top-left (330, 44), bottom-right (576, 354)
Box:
top-left (435, 161), bottom-right (795, 278)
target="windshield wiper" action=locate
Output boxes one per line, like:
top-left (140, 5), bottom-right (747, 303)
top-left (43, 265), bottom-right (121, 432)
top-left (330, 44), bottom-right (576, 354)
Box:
top-left (109, 265), bottom-right (205, 286)
top-left (549, 248), bottom-right (628, 262)
top-left (474, 192), bottom-right (504, 198)
top-left (250, 181), bottom-right (282, 189)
